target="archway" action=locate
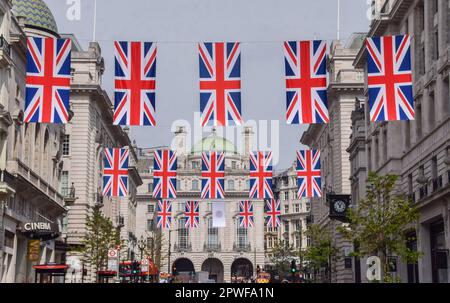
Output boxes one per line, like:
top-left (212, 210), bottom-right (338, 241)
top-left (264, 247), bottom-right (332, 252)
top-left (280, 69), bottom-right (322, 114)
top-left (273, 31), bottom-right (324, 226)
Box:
top-left (231, 258), bottom-right (254, 281)
top-left (173, 258), bottom-right (195, 274)
top-left (201, 258), bottom-right (224, 283)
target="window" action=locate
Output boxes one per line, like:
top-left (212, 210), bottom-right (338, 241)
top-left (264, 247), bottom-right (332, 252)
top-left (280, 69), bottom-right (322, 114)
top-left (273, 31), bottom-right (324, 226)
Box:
top-left (147, 219), bottom-right (154, 231)
top-left (236, 219), bottom-right (248, 250)
top-left (192, 161), bottom-right (199, 170)
top-left (429, 92), bottom-right (436, 130)
top-left (62, 135), bottom-right (70, 156)
top-left (60, 171), bottom-right (69, 196)
top-left (192, 180), bottom-right (199, 191)
top-left (294, 220), bottom-right (302, 231)
top-left (148, 183), bottom-right (153, 193)
top-left (416, 104), bottom-right (423, 139)
top-left (295, 234), bottom-right (301, 249)
top-left (147, 204), bottom-right (155, 213)
top-left (284, 192), bottom-right (289, 201)
top-left (207, 219), bottom-right (219, 248)
top-left (432, 156), bottom-right (438, 179)
top-left (284, 221), bottom-right (290, 234)
top-left (231, 161), bottom-right (237, 170)
top-left (228, 180), bottom-right (235, 191)
top-left (294, 204), bottom-right (300, 213)
top-left (178, 218), bottom-right (189, 250)
top-left (284, 204), bottom-right (289, 214)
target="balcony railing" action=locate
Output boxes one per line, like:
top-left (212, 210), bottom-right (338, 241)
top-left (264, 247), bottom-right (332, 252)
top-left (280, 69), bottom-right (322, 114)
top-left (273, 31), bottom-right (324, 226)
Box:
top-left (233, 243), bottom-right (251, 252)
top-left (418, 185), bottom-right (428, 200)
top-left (0, 35), bottom-right (11, 67)
top-left (204, 242), bottom-right (221, 252)
top-left (432, 176), bottom-right (443, 193)
top-left (174, 242), bottom-right (192, 252)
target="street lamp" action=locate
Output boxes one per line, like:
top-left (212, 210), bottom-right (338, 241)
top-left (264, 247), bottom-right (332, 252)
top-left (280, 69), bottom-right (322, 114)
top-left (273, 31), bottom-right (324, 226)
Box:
top-left (138, 236), bottom-right (146, 261)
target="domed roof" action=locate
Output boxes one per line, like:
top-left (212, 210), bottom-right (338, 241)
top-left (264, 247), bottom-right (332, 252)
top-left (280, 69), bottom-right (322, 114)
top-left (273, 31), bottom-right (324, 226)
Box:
top-left (192, 131), bottom-right (238, 155)
top-left (12, 0), bottom-right (58, 35)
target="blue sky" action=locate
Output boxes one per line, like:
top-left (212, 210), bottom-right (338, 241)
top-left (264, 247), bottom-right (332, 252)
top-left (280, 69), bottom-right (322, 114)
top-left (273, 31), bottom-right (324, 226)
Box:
top-left (45, 0), bottom-right (369, 169)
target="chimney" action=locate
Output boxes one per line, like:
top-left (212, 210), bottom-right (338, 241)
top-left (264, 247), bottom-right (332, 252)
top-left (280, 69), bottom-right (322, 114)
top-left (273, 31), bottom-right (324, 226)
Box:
top-left (242, 126), bottom-right (254, 156)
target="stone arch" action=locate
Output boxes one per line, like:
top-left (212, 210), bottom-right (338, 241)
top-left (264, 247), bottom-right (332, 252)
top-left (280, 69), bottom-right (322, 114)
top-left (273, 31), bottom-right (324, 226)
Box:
top-left (201, 258), bottom-right (224, 283)
top-left (231, 258), bottom-right (254, 281)
top-left (173, 258), bottom-right (195, 275)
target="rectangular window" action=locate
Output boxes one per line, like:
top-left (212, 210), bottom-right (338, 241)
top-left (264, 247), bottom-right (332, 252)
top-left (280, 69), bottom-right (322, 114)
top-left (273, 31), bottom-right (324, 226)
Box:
top-left (178, 218), bottom-right (189, 250)
top-left (236, 219), bottom-right (248, 249)
top-left (147, 204), bottom-right (155, 213)
top-left (207, 219), bottom-right (219, 249)
top-left (60, 171), bottom-right (69, 196)
top-left (148, 183), bottom-right (153, 193)
top-left (147, 219), bottom-right (154, 231)
top-left (284, 204), bottom-right (289, 214)
top-left (62, 135), bottom-right (70, 156)
top-left (294, 204), bottom-right (300, 213)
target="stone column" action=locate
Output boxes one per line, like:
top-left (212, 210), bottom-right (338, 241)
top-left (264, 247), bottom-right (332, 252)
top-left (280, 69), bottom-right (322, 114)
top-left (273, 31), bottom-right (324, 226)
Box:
top-left (418, 223), bottom-right (432, 282)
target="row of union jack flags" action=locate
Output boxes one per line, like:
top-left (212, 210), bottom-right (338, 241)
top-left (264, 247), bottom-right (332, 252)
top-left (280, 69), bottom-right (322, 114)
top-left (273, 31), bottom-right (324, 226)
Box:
top-left (156, 200), bottom-right (281, 229)
top-left (102, 148), bottom-right (323, 200)
top-left (25, 35), bottom-right (414, 125)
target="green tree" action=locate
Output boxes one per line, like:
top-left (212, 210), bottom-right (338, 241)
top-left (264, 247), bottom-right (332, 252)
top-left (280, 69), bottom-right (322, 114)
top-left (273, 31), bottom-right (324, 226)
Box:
top-left (269, 240), bottom-right (295, 279)
top-left (338, 173), bottom-right (421, 283)
top-left (302, 224), bottom-right (337, 283)
top-left (143, 231), bottom-right (167, 275)
top-left (79, 207), bottom-right (121, 282)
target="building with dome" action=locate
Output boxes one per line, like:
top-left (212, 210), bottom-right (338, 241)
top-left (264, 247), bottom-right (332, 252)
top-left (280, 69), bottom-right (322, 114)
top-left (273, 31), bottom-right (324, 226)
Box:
top-left (135, 126), bottom-right (265, 283)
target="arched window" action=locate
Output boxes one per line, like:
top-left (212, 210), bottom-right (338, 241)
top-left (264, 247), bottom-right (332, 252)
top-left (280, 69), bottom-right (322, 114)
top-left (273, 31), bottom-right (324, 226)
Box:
top-left (192, 179), bottom-right (199, 191)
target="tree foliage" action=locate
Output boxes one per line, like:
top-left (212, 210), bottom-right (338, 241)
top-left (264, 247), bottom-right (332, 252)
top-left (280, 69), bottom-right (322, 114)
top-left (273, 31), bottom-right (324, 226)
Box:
top-left (79, 207), bottom-right (121, 280)
top-left (269, 240), bottom-right (295, 278)
top-left (338, 173), bottom-right (421, 282)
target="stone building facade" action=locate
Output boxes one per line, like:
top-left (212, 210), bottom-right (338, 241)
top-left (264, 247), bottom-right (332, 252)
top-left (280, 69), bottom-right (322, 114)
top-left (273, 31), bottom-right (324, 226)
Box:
top-left (352, 0), bottom-right (450, 283)
top-left (0, 0), bottom-right (66, 283)
top-left (61, 35), bottom-right (142, 282)
top-left (300, 34), bottom-right (365, 283)
top-left (267, 165), bottom-right (310, 271)
top-left (135, 127), bottom-right (265, 283)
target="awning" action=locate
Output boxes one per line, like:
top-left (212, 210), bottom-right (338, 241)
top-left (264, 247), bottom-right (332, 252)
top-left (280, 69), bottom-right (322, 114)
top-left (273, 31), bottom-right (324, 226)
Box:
top-left (33, 264), bottom-right (69, 273)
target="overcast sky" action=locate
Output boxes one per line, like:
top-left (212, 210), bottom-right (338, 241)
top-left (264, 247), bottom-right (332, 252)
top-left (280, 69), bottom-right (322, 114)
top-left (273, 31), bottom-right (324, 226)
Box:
top-left (45, 0), bottom-right (369, 169)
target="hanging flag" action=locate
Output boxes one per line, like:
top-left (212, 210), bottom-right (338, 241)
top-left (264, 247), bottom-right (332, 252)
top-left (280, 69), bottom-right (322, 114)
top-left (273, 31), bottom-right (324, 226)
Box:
top-left (284, 40), bottom-right (329, 124)
top-left (103, 147), bottom-right (129, 197)
top-left (153, 150), bottom-right (177, 199)
top-left (238, 201), bottom-right (254, 228)
top-left (199, 42), bottom-right (242, 127)
top-left (114, 41), bottom-right (157, 126)
top-left (249, 151), bottom-right (274, 199)
top-left (185, 201), bottom-right (200, 228)
top-left (157, 200), bottom-right (172, 229)
top-left (265, 199), bottom-right (281, 228)
top-left (297, 150), bottom-right (321, 198)
top-left (201, 151), bottom-right (225, 199)
top-left (366, 35), bottom-right (414, 121)
top-left (25, 37), bottom-right (71, 124)
top-left (212, 202), bottom-right (226, 227)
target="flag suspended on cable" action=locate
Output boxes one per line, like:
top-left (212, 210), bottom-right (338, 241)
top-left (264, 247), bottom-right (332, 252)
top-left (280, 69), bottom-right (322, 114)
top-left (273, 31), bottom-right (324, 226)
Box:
top-left (201, 151), bottom-right (225, 199)
top-left (102, 147), bottom-right (129, 197)
top-left (157, 200), bottom-right (172, 229)
top-left (185, 201), bottom-right (200, 228)
top-left (25, 37), bottom-right (71, 124)
top-left (249, 152), bottom-right (274, 199)
top-left (114, 41), bottom-right (157, 126)
top-left (366, 35), bottom-right (413, 121)
top-left (297, 149), bottom-right (321, 198)
top-left (284, 40), bottom-right (329, 124)
top-left (238, 201), bottom-right (254, 228)
top-left (199, 42), bottom-right (242, 127)
top-left (153, 150), bottom-right (177, 199)
top-left (265, 199), bottom-right (281, 228)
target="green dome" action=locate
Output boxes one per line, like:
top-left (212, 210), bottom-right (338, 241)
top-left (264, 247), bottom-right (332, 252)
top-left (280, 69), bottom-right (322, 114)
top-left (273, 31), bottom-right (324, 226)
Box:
top-left (192, 132), bottom-right (238, 155)
top-left (12, 0), bottom-right (58, 35)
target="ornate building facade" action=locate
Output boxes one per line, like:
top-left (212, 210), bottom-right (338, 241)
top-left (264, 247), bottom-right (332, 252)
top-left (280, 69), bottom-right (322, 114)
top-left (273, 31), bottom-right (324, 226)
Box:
top-left (135, 127), bottom-right (265, 283)
top-left (0, 0), bottom-right (66, 283)
top-left (300, 34), bottom-right (365, 282)
top-left (352, 0), bottom-right (450, 283)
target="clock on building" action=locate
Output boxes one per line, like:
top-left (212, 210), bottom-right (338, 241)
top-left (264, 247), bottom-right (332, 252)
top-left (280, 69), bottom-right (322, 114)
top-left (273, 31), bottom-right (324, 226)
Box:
top-left (328, 195), bottom-right (351, 221)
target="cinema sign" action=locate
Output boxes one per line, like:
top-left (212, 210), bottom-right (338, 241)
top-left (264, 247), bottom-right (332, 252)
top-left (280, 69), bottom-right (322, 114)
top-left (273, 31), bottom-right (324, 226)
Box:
top-left (24, 222), bottom-right (52, 232)
top-left (20, 222), bottom-right (59, 240)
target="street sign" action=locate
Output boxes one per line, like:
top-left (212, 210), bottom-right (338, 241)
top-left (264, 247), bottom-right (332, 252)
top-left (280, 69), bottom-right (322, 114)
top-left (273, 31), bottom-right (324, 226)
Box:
top-left (108, 249), bottom-right (118, 259)
top-left (107, 249), bottom-right (119, 271)
top-left (27, 240), bottom-right (40, 262)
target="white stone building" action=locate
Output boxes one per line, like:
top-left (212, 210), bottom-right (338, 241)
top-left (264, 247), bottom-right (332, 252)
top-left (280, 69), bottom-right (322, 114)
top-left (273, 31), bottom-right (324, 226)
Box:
top-left (135, 127), bottom-right (265, 283)
top-left (352, 0), bottom-right (450, 283)
top-left (0, 0), bottom-right (67, 283)
top-left (300, 34), bottom-right (365, 283)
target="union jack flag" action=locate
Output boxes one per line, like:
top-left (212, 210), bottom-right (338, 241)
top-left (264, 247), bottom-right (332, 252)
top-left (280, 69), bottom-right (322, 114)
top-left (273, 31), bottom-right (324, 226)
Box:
top-left (102, 148), bottom-right (129, 197)
top-left (114, 41), bottom-right (157, 126)
top-left (157, 200), bottom-right (172, 229)
top-left (185, 201), bottom-right (200, 228)
top-left (238, 201), bottom-right (254, 228)
top-left (153, 150), bottom-right (177, 199)
top-left (25, 37), bottom-right (71, 124)
top-left (284, 40), bottom-right (329, 124)
top-left (366, 35), bottom-right (414, 121)
top-left (201, 151), bottom-right (225, 199)
top-left (265, 199), bottom-right (281, 228)
top-left (297, 150), bottom-right (321, 198)
top-left (249, 152), bottom-right (274, 199)
top-left (199, 42), bottom-right (242, 127)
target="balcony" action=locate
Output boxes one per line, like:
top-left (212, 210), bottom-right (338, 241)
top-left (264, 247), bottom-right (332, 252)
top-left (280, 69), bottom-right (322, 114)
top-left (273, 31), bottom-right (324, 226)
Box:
top-left (0, 35), bottom-right (12, 68)
top-left (7, 159), bottom-right (64, 211)
top-left (174, 242), bottom-right (192, 252)
top-left (233, 243), bottom-right (251, 253)
top-left (204, 242), bottom-right (221, 252)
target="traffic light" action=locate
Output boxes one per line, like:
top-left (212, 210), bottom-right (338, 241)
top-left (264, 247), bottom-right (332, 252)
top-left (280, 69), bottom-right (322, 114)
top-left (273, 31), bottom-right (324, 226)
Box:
top-left (290, 260), bottom-right (297, 274)
top-left (132, 261), bottom-right (140, 274)
top-left (256, 265), bottom-right (261, 275)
